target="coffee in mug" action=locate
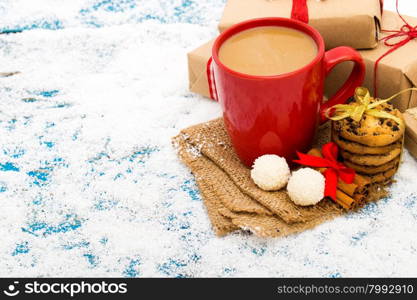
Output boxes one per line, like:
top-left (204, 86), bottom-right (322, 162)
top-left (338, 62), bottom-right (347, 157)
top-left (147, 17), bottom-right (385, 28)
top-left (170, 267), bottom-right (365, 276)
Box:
top-left (209, 18), bottom-right (365, 167)
top-left (218, 26), bottom-right (318, 76)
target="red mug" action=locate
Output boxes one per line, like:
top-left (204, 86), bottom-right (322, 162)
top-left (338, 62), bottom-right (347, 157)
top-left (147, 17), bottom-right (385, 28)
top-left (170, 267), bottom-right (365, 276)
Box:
top-left (207, 17), bottom-right (365, 167)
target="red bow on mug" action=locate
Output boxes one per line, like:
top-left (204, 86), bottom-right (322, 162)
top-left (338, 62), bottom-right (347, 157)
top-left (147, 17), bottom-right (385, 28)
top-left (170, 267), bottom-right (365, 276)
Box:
top-left (293, 142), bottom-right (356, 201)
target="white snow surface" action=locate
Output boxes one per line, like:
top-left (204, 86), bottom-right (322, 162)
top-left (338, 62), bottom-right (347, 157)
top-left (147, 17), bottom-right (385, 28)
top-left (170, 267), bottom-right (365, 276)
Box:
top-left (0, 0), bottom-right (416, 277)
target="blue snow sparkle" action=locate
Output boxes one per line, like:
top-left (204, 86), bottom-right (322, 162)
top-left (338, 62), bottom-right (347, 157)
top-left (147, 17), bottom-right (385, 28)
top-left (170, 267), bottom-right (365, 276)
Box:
top-left (21, 214), bottom-right (83, 237)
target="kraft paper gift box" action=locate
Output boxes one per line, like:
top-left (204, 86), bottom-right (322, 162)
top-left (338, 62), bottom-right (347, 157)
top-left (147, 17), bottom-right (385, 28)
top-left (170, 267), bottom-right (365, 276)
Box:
top-left (325, 11), bottom-right (417, 112)
top-left (187, 39), bottom-right (214, 99)
top-left (404, 108), bottom-right (417, 159)
top-left (218, 0), bottom-right (382, 49)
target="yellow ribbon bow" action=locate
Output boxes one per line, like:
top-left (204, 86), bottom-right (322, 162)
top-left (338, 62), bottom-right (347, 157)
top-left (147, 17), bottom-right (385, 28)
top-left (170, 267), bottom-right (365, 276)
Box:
top-left (326, 87), bottom-right (417, 125)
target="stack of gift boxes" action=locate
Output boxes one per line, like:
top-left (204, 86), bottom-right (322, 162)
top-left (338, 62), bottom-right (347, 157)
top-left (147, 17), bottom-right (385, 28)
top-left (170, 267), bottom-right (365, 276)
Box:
top-left (187, 0), bottom-right (417, 157)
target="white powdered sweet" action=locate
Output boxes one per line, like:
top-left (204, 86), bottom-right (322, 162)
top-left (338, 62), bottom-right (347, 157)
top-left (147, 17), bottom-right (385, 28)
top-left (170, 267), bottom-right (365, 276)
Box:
top-left (251, 155), bottom-right (290, 191)
top-left (287, 168), bottom-right (325, 206)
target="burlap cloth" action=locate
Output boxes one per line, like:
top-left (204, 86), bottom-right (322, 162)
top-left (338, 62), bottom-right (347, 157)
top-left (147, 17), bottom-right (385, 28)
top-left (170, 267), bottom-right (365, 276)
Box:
top-left (172, 118), bottom-right (387, 237)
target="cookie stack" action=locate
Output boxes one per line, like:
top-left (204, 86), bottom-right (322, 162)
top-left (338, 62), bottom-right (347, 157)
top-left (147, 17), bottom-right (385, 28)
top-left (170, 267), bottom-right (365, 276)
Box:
top-left (332, 100), bottom-right (405, 185)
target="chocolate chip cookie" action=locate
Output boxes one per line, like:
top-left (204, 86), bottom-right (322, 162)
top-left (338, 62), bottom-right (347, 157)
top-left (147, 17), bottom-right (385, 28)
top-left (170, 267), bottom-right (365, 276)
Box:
top-left (344, 157), bottom-right (400, 175)
top-left (340, 148), bottom-right (402, 166)
top-left (360, 166), bottom-right (398, 184)
top-left (332, 102), bottom-right (405, 147)
top-left (332, 131), bottom-right (402, 155)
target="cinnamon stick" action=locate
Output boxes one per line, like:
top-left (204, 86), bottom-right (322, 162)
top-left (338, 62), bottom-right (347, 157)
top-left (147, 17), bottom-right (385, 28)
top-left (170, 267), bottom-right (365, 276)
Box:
top-left (335, 189), bottom-right (355, 210)
top-left (353, 173), bottom-right (371, 187)
top-left (353, 193), bottom-right (367, 207)
top-left (306, 148), bottom-right (370, 209)
top-left (338, 180), bottom-right (358, 197)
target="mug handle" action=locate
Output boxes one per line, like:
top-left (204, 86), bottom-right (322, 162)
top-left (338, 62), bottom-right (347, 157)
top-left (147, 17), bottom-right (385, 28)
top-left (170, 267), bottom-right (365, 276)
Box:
top-left (319, 46), bottom-right (366, 124)
top-left (206, 57), bottom-right (219, 101)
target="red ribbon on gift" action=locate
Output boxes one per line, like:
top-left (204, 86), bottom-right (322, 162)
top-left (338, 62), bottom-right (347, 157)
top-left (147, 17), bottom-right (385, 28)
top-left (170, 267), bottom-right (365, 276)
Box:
top-left (293, 142), bottom-right (356, 201)
top-left (373, 0), bottom-right (417, 97)
top-left (291, 0), bottom-right (309, 23)
top-left (291, 0), bottom-right (384, 24)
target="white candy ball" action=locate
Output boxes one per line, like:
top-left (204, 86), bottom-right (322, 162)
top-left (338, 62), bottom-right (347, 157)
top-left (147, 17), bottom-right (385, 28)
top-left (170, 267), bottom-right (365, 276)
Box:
top-left (250, 155), bottom-right (290, 191)
top-left (287, 168), bottom-right (325, 206)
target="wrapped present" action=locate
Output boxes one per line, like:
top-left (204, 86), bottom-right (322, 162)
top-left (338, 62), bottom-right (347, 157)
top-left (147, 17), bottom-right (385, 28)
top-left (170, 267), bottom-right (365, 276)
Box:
top-left (218, 0), bottom-right (382, 49)
top-left (187, 40), bottom-right (214, 99)
top-left (325, 11), bottom-right (417, 112)
top-left (187, 39), bottom-right (214, 99)
top-left (404, 107), bottom-right (417, 159)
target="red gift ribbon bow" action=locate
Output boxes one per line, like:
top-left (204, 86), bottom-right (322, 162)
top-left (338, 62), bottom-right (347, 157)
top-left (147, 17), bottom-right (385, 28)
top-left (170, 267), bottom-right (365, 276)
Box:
top-left (291, 0), bottom-right (384, 24)
top-left (373, 0), bottom-right (417, 97)
top-left (291, 0), bottom-right (309, 23)
top-left (293, 142), bottom-right (356, 201)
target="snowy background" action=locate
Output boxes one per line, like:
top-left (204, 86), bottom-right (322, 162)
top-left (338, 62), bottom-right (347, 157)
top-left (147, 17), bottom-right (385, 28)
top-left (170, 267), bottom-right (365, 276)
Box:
top-left (0, 0), bottom-right (416, 277)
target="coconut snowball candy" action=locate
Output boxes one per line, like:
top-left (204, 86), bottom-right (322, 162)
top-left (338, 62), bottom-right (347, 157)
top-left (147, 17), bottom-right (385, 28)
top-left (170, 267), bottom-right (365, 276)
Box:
top-left (287, 168), bottom-right (325, 206)
top-left (250, 154), bottom-right (290, 191)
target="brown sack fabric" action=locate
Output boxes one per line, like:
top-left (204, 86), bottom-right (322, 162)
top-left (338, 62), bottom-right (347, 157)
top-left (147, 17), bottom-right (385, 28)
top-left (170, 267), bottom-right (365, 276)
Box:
top-left (173, 118), bottom-right (387, 237)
